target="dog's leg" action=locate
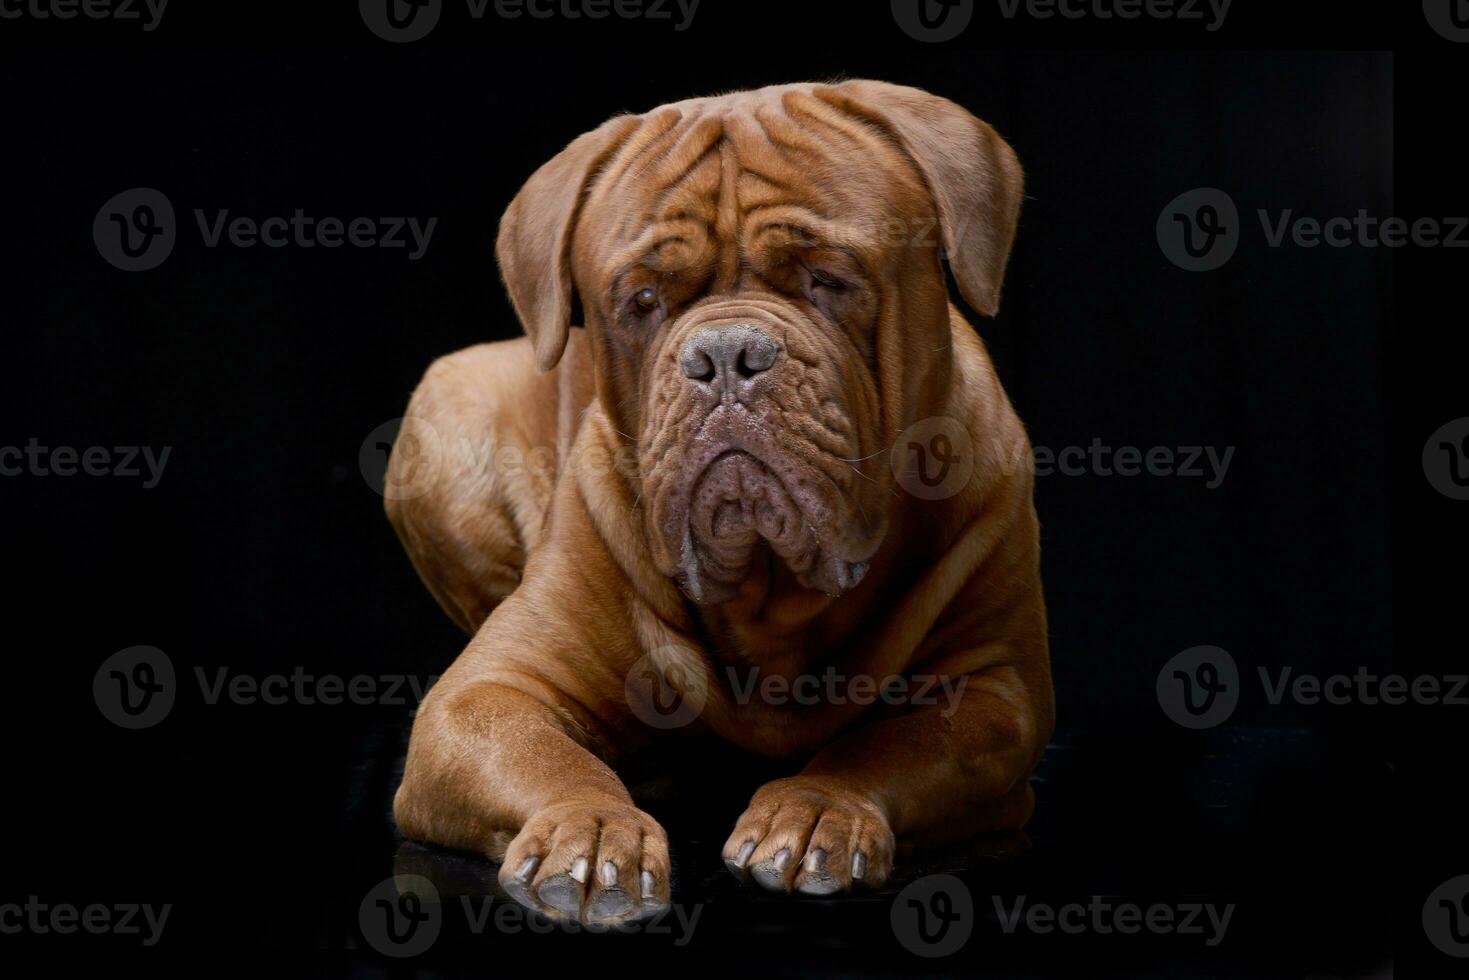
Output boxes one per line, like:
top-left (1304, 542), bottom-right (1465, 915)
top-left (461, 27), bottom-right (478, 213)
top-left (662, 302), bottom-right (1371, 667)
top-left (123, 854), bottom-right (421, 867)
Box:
top-left (394, 658), bottom-right (671, 924)
top-left (722, 663), bottom-right (1048, 895)
top-left (384, 334), bottom-right (592, 633)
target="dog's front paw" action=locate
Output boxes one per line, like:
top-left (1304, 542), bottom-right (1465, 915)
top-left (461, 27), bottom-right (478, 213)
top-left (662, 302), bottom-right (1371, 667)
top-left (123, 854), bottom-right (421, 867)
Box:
top-left (498, 797), bottom-right (670, 924)
top-left (722, 776), bottom-right (896, 895)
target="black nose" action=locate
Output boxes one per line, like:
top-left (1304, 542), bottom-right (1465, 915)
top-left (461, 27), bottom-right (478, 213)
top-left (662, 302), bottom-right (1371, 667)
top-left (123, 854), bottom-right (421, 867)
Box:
top-left (680, 324), bottom-right (779, 389)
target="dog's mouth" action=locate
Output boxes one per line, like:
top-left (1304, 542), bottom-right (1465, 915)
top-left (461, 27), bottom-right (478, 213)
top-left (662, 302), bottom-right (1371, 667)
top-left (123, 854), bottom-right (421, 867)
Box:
top-left (660, 428), bottom-right (875, 604)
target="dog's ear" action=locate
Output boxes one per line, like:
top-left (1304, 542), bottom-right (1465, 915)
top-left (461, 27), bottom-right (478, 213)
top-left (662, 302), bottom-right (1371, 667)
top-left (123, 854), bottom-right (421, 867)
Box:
top-left (821, 80), bottom-right (1024, 317)
top-left (497, 114), bottom-right (642, 371)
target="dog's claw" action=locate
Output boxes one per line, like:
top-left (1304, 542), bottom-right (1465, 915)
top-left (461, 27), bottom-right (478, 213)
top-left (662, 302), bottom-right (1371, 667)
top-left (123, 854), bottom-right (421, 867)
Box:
top-left (502, 855), bottom-right (542, 908)
top-left (750, 847), bottom-right (791, 892)
top-left (797, 847), bottom-right (841, 895)
top-left (724, 839), bottom-right (756, 879)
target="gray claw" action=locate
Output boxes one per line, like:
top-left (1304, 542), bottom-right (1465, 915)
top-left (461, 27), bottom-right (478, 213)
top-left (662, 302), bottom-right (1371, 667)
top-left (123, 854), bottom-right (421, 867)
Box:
top-left (796, 847), bottom-right (842, 896)
top-left (640, 870), bottom-right (671, 919)
top-left (501, 855), bottom-right (541, 909)
top-left (750, 847), bottom-right (791, 892)
top-left (724, 840), bottom-right (756, 879)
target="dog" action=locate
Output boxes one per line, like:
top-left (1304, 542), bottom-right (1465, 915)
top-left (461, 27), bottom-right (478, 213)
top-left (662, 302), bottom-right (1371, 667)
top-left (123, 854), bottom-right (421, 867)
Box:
top-left (386, 79), bottom-right (1053, 924)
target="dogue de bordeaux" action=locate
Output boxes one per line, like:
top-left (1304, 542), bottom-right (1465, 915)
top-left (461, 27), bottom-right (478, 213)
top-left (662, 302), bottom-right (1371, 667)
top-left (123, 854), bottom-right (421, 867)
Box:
top-left (385, 79), bottom-right (1053, 924)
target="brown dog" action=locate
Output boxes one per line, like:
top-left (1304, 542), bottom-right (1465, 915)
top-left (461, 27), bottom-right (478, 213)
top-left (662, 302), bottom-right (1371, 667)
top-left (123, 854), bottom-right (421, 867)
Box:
top-left (386, 79), bottom-right (1053, 924)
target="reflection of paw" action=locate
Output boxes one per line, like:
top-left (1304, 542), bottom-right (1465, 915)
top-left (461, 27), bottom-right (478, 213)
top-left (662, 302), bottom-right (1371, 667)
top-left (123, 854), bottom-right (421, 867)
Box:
top-left (722, 777), bottom-right (895, 895)
top-left (497, 798), bottom-right (670, 924)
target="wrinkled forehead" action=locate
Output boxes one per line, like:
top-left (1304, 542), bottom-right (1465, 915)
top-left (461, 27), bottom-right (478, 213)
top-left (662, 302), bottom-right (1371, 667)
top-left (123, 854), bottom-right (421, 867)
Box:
top-left (574, 89), bottom-right (934, 276)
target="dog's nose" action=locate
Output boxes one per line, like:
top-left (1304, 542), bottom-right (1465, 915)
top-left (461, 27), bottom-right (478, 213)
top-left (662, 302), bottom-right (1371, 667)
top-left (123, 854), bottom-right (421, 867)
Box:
top-left (680, 324), bottom-right (779, 390)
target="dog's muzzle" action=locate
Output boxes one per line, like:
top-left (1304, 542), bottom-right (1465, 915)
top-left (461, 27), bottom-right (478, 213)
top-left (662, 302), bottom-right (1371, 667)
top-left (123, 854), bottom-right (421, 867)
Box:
top-left (651, 317), bottom-right (875, 603)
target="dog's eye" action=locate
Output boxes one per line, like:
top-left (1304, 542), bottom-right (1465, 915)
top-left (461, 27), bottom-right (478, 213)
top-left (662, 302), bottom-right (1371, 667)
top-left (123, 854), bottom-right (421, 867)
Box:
top-left (632, 287), bottom-right (660, 313)
top-left (810, 269), bottom-right (844, 289)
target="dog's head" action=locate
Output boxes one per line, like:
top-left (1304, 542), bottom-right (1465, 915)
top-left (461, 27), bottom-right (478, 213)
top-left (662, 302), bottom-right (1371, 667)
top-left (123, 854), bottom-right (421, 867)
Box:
top-left (497, 80), bottom-right (1023, 604)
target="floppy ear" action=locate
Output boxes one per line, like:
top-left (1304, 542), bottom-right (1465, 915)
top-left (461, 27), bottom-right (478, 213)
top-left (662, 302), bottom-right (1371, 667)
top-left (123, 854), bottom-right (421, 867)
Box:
top-left (496, 114), bottom-right (642, 371)
top-left (820, 80), bottom-right (1024, 317)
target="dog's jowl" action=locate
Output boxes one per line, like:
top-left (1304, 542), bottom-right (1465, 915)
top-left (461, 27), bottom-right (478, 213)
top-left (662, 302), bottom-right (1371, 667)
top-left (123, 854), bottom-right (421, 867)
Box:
top-left (386, 80), bottom-right (1054, 925)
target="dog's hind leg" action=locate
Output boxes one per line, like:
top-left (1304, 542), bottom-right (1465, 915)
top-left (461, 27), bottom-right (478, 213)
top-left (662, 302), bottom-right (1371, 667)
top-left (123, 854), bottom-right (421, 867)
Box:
top-left (384, 331), bottom-right (593, 633)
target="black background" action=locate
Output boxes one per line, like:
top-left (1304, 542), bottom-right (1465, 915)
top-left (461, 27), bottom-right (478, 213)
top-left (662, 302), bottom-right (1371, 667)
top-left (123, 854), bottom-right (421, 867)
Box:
top-left (0, 2), bottom-right (1462, 977)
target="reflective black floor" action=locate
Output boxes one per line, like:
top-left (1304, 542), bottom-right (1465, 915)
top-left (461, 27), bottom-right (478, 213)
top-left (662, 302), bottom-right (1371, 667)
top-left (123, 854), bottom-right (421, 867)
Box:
top-left (227, 716), bottom-right (1393, 976)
